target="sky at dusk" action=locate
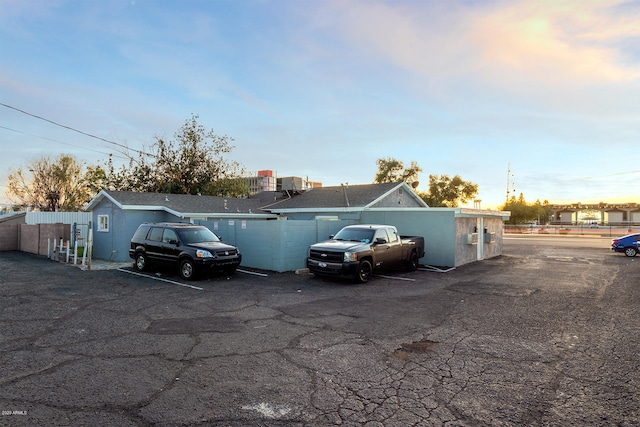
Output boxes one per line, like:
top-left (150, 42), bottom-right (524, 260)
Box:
top-left (1, 0), bottom-right (639, 209)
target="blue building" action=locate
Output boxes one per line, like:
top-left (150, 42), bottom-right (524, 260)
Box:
top-left (85, 182), bottom-right (509, 271)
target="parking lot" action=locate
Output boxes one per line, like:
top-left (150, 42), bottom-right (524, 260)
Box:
top-left (1, 236), bottom-right (638, 426)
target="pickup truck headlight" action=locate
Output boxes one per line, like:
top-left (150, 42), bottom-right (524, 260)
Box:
top-left (196, 249), bottom-right (214, 258)
top-left (343, 251), bottom-right (358, 262)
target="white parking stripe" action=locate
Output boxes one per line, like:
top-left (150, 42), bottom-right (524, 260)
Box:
top-left (117, 268), bottom-right (204, 290)
top-left (237, 268), bottom-right (268, 277)
top-left (375, 274), bottom-right (416, 281)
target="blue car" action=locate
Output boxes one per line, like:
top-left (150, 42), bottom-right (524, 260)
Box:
top-left (611, 233), bottom-right (640, 257)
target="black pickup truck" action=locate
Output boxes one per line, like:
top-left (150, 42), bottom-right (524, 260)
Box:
top-left (307, 224), bottom-right (425, 283)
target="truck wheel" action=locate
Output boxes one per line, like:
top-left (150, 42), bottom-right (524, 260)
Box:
top-left (406, 252), bottom-right (419, 271)
top-left (356, 260), bottom-right (373, 283)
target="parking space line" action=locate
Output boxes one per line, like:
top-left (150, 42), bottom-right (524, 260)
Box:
top-left (117, 268), bottom-right (204, 290)
top-left (375, 274), bottom-right (416, 281)
top-left (237, 269), bottom-right (268, 277)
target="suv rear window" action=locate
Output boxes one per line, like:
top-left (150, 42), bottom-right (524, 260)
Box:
top-left (148, 227), bottom-right (164, 242)
top-left (132, 225), bottom-right (151, 241)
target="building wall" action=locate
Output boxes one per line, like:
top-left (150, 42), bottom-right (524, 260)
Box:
top-left (371, 188), bottom-right (423, 208)
top-left (17, 223), bottom-right (70, 255)
top-left (89, 204), bottom-right (506, 271)
top-left (361, 209), bottom-right (457, 267)
top-left (607, 211), bottom-right (624, 223)
top-left (455, 217), bottom-right (481, 266)
top-left (282, 211), bottom-right (363, 221)
top-left (91, 199), bottom-right (177, 261)
top-left (0, 224), bottom-right (19, 251)
top-left (482, 217), bottom-right (505, 259)
top-left (195, 218), bottom-right (353, 272)
top-left (0, 213), bottom-right (26, 225)
top-left (362, 209), bottom-right (506, 267)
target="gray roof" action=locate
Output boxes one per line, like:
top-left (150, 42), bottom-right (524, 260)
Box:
top-left (85, 182), bottom-right (427, 217)
top-left (265, 182), bottom-right (428, 212)
top-left (85, 190), bottom-right (283, 217)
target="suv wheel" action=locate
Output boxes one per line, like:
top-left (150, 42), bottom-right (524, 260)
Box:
top-left (135, 252), bottom-right (148, 272)
top-left (180, 258), bottom-right (197, 280)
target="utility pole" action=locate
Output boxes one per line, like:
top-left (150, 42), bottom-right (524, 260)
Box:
top-left (506, 163), bottom-right (515, 203)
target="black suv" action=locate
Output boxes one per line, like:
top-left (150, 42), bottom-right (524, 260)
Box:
top-left (129, 223), bottom-right (241, 280)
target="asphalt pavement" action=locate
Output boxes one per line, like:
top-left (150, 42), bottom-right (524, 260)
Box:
top-left (0, 237), bottom-right (638, 426)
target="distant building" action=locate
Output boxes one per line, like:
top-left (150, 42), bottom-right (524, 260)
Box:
top-left (246, 170), bottom-right (278, 194)
top-left (548, 202), bottom-right (640, 225)
top-left (244, 170), bottom-right (322, 196)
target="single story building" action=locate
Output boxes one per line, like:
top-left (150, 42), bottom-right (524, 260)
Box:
top-left (84, 182), bottom-right (510, 271)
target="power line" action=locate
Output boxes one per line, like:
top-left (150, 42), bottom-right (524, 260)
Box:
top-left (0, 102), bottom-right (150, 157)
top-left (0, 125), bottom-right (128, 160)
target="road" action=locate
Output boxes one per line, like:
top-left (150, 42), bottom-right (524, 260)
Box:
top-left (505, 233), bottom-right (614, 249)
top-left (0, 237), bottom-right (638, 426)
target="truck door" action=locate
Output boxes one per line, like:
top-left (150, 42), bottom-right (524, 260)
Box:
top-left (372, 228), bottom-right (395, 267)
top-left (385, 227), bottom-right (404, 265)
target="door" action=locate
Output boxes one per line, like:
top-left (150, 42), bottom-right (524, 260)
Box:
top-left (371, 228), bottom-right (399, 267)
top-left (161, 228), bottom-right (181, 264)
top-left (145, 227), bottom-right (165, 262)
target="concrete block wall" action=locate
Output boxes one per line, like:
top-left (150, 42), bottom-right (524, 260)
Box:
top-left (455, 217), bottom-right (479, 266)
top-left (0, 224), bottom-right (19, 251)
top-left (362, 209), bottom-right (457, 267)
top-left (19, 224), bottom-right (40, 254)
top-left (14, 223), bottom-right (70, 256)
top-left (483, 217), bottom-right (504, 259)
top-left (226, 219), bottom-right (352, 272)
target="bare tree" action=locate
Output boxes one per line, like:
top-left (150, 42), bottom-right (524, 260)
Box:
top-left (7, 154), bottom-right (97, 211)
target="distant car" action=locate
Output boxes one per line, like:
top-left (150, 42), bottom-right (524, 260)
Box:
top-left (129, 222), bottom-right (241, 279)
top-left (611, 233), bottom-right (640, 257)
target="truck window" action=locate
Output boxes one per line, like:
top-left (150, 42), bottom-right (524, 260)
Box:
top-left (387, 228), bottom-right (399, 243)
top-left (334, 228), bottom-right (374, 243)
top-left (374, 229), bottom-right (390, 243)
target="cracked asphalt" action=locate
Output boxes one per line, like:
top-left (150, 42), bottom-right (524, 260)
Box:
top-left (0, 237), bottom-right (638, 426)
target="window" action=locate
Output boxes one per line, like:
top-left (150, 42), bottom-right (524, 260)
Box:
top-left (97, 215), bottom-right (109, 232)
top-left (162, 229), bottom-right (178, 243)
top-left (374, 229), bottom-right (389, 243)
top-left (148, 227), bottom-right (164, 242)
top-left (132, 225), bottom-right (151, 240)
